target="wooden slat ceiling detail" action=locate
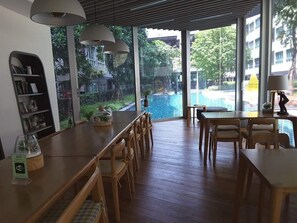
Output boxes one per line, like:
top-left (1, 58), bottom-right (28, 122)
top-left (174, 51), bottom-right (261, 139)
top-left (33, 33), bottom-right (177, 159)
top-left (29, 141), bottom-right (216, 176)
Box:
top-left (79, 0), bottom-right (261, 31)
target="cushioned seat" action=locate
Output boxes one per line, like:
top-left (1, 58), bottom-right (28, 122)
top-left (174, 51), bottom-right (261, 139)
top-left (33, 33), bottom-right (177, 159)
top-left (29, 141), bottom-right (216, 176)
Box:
top-left (40, 199), bottom-right (101, 223)
top-left (196, 106), bottom-right (228, 120)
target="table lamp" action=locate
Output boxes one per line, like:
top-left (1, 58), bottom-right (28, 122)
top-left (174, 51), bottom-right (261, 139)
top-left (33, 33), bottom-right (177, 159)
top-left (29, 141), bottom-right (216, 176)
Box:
top-left (267, 75), bottom-right (289, 115)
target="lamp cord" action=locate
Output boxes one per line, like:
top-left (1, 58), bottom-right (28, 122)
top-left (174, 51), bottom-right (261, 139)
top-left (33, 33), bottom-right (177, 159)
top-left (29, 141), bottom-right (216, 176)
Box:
top-left (113, 0), bottom-right (116, 36)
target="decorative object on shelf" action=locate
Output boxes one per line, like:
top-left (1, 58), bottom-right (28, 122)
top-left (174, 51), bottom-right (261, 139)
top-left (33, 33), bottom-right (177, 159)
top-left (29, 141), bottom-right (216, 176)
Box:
top-left (28, 99), bottom-right (38, 112)
top-left (80, 0), bottom-right (115, 46)
top-left (14, 134), bottom-right (44, 171)
top-left (91, 105), bottom-right (113, 126)
top-left (262, 102), bottom-right (273, 113)
top-left (30, 0), bottom-right (86, 26)
top-left (277, 91), bottom-right (289, 115)
top-left (267, 75), bottom-right (289, 114)
top-left (30, 83), bottom-right (38, 93)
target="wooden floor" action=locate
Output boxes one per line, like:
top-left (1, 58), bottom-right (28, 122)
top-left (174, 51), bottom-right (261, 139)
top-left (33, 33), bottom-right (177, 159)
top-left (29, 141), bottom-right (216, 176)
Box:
top-left (105, 119), bottom-right (297, 223)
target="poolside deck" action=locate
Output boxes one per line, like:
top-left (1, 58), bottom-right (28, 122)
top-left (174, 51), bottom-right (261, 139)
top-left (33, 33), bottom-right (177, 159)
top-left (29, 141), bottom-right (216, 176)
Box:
top-left (105, 119), bottom-right (297, 223)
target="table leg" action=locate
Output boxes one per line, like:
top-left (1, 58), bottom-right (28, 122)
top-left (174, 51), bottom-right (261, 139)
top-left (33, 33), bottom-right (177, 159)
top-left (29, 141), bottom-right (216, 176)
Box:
top-left (199, 118), bottom-right (204, 152)
top-left (291, 117), bottom-right (297, 148)
top-left (204, 120), bottom-right (210, 166)
top-left (192, 107), bottom-right (195, 126)
top-left (232, 155), bottom-right (247, 223)
top-left (269, 188), bottom-right (283, 223)
top-left (187, 107), bottom-right (191, 127)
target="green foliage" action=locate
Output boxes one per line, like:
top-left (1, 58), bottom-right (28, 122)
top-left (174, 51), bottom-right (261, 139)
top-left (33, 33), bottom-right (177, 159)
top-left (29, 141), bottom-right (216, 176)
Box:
top-left (79, 94), bottom-right (135, 120)
top-left (191, 26), bottom-right (237, 84)
top-left (274, 0), bottom-right (297, 80)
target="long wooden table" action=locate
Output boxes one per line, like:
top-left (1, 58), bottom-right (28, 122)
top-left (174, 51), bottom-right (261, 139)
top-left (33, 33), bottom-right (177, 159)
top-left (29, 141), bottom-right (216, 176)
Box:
top-left (0, 111), bottom-right (144, 223)
top-left (199, 111), bottom-right (297, 166)
top-left (233, 149), bottom-right (297, 223)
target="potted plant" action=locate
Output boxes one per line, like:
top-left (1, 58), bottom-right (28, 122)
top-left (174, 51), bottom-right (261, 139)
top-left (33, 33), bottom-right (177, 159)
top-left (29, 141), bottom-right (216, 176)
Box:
top-left (143, 90), bottom-right (151, 108)
top-left (262, 102), bottom-right (273, 113)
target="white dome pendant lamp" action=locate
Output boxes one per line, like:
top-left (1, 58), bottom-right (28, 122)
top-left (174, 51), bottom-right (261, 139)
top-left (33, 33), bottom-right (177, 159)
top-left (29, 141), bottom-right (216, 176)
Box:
top-left (80, 24), bottom-right (115, 45)
top-left (30, 0), bottom-right (86, 26)
top-left (104, 39), bottom-right (130, 55)
top-left (104, 0), bottom-right (129, 55)
top-left (79, 0), bottom-right (115, 46)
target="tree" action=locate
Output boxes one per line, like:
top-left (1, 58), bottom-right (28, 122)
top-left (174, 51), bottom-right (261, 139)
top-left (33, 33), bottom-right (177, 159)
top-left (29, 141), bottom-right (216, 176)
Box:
top-left (191, 26), bottom-right (236, 87)
top-left (51, 26), bottom-right (103, 90)
top-left (138, 30), bottom-right (181, 93)
top-left (274, 0), bottom-right (297, 81)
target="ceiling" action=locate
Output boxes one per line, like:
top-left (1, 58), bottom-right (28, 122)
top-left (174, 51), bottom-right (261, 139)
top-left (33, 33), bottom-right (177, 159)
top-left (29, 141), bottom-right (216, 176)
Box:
top-left (1, 0), bottom-right (261, 31)
top-left (79, 0), bottom-right (261, 31)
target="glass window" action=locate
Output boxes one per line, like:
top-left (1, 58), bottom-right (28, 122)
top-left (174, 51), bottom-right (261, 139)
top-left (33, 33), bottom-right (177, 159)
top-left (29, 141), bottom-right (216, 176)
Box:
top-left (249, 22), bottom-right (254, 32)
top-left (254, 58), bottom-right (260, 68)
top-left (286, 49), bottom-right (293, 62)
top-left (247, 60), bottom-right (253, 69)
top-left (248, 41), bottom-right (254, 49)
top-left (50, 27), bottom-right (74, 129)
top-left (275, 51), bottom-right (283, 64)
top-left (138, 28), bottom-right (182, 120)
top-left (272, 0), bottom-right (297, 146)
top-left (243, 13), bottom-right (260, 112)
top-left (275, 26), bottom-right (284, 39)
top-left (190, 26), bottom-right (236, 111)
top-left (255, 18), bottom-right (260, 28)
top-left (255, 38), bottom-right (260, 48)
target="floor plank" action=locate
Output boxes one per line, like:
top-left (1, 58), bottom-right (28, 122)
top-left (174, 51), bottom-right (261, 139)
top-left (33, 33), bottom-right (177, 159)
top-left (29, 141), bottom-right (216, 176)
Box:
top-left (106, 119), bottom-right (297, 223)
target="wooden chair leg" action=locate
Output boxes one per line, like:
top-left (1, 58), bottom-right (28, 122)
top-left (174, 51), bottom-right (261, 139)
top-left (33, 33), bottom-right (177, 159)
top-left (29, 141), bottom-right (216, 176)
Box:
top-left (111, 179), bottom-right (120, 222)
top-left (245, 168), bottom-right (253, 200)
top-left (150, 128), bottom-right (153, 146)
top-left (257, 181), bottom-right (265, 223)
top-left (233, 142), bottom-right (237, 158)
top-left (125, 171), bottom-right (133, 200)
top-left (128, 162), bottom-right (135, 193)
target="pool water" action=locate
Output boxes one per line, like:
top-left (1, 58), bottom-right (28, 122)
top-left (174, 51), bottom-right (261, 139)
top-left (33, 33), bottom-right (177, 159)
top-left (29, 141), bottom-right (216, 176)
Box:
top-left (141, 91), bottom-right (295, 145)
top-left (144, 91), bottom-right (235, 120)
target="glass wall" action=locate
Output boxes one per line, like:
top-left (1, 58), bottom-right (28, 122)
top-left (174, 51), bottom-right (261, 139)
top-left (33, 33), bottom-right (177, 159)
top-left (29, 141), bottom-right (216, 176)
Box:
top-left (50, 27), bottom-right (74, 129)
top-left (272, 0), bottom-right (297, 145)
top-left (190, 26), bottom-right (237, 111)
top-left (77, 25), bottom-right (136, 120)
top-left (272, 0), bottom-right (297, 115)
top-left (243, 13), bottom-right (261, 111)
top-left (51, 25), bottom-right (136, 127)
top-left (138, 28), bottom-right (182, 120)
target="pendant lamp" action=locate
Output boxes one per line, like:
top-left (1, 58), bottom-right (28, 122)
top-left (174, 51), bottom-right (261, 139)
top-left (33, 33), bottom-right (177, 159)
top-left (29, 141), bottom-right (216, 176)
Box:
top-left (79, 0), bottom-right (115, 45)
top-left (103, 0), bottom-right (129, 54)
top-left (104, 39), bottom-right (130, 55)
top-left (80, 24), bottom-right (115, 45)
top-left (30, 0), bottom-right (86, 26)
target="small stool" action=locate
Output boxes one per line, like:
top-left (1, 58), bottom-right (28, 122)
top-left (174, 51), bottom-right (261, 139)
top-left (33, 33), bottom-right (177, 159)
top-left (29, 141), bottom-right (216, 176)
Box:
top-left (196, 106), bottom-right (228, 121)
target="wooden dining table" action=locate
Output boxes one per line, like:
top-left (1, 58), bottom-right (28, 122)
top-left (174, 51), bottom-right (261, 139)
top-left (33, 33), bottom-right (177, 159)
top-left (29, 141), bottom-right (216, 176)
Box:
top-left (199, 111), bottom-right (297, 166)
top-left (233, 149), bottom-right (297, 223)
top-left (0, 110), bottom-right (144, 223)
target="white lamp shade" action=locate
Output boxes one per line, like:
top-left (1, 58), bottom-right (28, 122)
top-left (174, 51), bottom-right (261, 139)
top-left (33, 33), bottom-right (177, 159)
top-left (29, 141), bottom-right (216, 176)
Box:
top-left (104, 39), bottom-right (130, 55)
top-left (30, 0), bottom-right (86, 26)
top-left (80, 24), bottom-right (115, 45)
top-left (267, 75), bottom-right (289, 91)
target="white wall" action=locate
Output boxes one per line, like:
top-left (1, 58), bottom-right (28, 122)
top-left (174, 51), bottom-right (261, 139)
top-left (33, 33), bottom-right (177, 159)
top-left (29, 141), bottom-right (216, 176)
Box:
top-left (0, 5), bottom-right (59, 156)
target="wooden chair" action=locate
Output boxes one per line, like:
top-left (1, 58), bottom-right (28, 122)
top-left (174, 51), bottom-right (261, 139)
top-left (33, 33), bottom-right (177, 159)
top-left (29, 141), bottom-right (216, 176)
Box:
top-left (145, 112), bottom-right (153, 149)
top-left (99, 139), bottom-right (132, 222)
top-left (209, 119), bottom-right (242, 166)
top-left (122, 125), bottom-right (138, 193)
top-left (242, 118), bottom-right (278, 149)
top-left (40, 158), bottom-right (107, 223)
top-left (135, 118), bottom-right (145, 159)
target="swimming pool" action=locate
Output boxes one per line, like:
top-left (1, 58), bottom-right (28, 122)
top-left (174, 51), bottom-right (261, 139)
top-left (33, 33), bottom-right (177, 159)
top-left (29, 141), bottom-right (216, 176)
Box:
top-left (140, 91), bottom-right (295, 145)
top-left (144, 91), bottom-right (235, 120)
